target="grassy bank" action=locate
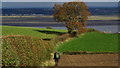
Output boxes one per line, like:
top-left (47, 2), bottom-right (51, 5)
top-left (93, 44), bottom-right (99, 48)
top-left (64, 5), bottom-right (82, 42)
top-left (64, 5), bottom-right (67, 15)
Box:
top-left (2, 26), bottom-right (67, 39)
top-left (2, 35), bottom-right (56, 66)
top-left (57, 32), bottom-right (118, 52)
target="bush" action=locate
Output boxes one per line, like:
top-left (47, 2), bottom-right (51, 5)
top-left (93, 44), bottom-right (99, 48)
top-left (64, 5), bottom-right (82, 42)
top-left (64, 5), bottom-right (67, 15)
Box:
top-left (70, 31), bottom-right (78, 37)
top-left (51, 34), bottom-right (70, 45)
top-left (86, 28), bottom-right (101, 33)
top-left (78, 28), bottom-right (87, 34)
top-left (46, 26), bottom-right (53, 29)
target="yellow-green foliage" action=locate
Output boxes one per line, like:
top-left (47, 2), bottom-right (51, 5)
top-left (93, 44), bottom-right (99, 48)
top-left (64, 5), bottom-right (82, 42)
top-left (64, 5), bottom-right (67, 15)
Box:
top-left (2, 36), bottom-right (54, 66)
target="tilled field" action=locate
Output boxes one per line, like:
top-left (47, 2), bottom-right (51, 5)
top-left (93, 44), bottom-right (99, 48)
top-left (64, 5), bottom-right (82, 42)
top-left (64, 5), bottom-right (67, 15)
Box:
top-left (58, 54), bottom-right (118, 66)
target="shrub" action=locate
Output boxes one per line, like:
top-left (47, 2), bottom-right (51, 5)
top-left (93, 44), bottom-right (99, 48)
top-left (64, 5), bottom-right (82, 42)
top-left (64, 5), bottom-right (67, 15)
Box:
top-left (78, 28), bottom-right (87, 34)
top-left (86, 28), bottom-right (101, 33)
top-left (46, 26), bottom-right (53, 29)
top-left (70, 31), bottom-right (78, 37)
top-left (51, 34), bottom-right (71, 45)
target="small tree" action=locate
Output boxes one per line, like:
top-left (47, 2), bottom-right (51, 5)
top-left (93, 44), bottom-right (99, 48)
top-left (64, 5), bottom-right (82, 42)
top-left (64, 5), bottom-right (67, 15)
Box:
top-left (54, 2), bottom-right (90, 34)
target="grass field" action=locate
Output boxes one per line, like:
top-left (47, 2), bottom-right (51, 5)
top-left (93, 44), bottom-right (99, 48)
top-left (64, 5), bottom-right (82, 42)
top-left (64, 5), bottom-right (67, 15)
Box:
top-left (2, 26), bottom-right (67, 39)
top-left (57, 32), bottom-right (118, 52)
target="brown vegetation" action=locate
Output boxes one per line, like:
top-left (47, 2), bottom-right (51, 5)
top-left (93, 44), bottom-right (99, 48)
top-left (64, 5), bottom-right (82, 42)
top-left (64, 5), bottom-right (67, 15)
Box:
top-left (54, 2), bottom-right (90, 34)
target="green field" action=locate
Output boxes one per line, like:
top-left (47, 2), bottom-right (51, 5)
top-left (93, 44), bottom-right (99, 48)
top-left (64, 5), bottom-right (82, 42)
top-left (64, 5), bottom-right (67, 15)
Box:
top-left (2, 26), bottom-right (67, 39)
top-left (2, 25), bottom-right (68, 66)
top-left (2, 25), bottom-right (119, 66)
top-left (57, 32), bottom-right (118, 52)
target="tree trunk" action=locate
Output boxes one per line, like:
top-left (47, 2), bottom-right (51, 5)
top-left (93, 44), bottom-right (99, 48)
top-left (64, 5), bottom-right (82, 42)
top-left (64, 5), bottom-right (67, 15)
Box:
top-left (68, 28), bottom-right (73, 34)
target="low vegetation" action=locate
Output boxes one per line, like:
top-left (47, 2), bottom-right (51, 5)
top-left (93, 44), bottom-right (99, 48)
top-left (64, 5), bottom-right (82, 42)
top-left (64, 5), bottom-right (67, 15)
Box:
top-left (2, 35), bottom-right (55, 66)
top-left (57, 32), bottom-right (118, 52)
top-left (1, 26), bottom-right (66, 66)
top-left (2, 26), bottom-right (70, 66)
top-left (2, 25), bottom-right (118, 66)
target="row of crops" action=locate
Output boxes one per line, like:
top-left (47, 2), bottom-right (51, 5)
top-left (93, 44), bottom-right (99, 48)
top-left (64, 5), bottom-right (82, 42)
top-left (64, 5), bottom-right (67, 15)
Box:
top-left (2, 36), bottom-right (55, 66)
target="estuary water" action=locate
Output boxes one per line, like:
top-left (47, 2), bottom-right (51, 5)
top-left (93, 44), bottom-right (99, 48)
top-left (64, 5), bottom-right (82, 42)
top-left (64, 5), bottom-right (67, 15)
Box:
top-left (2, 17), bottom-right (119, 33)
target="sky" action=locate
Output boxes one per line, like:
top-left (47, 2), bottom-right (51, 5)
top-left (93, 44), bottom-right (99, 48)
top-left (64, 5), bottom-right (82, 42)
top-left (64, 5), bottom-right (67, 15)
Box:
top-left (1, 0), bottom-right (119, 8)
top-left (2, 2), bottom-right (118, 8)
top-left (1, 0), bottom-right (120, 2)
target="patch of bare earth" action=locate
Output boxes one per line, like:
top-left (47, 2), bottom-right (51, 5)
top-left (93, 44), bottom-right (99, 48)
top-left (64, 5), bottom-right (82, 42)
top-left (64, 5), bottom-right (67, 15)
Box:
top-left (58, 54), bottom-right (118, 66)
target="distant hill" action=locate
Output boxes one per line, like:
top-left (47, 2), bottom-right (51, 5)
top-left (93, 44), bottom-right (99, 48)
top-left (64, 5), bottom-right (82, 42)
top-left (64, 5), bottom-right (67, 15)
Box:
top-left (2, 7), bottom-right (118, 16)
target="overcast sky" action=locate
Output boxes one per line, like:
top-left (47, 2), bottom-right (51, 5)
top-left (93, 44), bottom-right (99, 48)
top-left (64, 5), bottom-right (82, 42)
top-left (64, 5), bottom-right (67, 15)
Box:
top-left (2, 2), bottom-right (118, 8)
top-left (1, 0), bottom-right (120, 2)
top-left (1, 0), bottom-right (119, 8)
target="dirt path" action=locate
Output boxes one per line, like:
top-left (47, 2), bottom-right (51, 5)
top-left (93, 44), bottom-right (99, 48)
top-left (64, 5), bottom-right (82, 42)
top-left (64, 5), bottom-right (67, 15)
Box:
top-left (58, 54), bottom-right (118, 66)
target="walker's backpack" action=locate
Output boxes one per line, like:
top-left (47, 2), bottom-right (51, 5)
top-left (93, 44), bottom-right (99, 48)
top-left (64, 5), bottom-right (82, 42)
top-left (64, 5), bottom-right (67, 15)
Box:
top-left (56, 53), bottom-right (59, 59)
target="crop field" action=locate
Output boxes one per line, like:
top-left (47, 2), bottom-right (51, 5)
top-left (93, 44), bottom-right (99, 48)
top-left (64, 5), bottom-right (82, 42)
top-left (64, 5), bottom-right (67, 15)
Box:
top-left (2, 35), bottom-right (56, 66)
top-left (57, 32), bottom-right (119, 52)
top-left (2, 26), bottom-right (67, 39)
top-left (58, 54), bottom-right (118, 66)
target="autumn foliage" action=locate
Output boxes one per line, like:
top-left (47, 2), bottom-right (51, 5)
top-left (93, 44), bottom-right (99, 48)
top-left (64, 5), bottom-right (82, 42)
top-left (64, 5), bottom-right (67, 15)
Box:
top-left (54, 2), bottom-right (91, 34)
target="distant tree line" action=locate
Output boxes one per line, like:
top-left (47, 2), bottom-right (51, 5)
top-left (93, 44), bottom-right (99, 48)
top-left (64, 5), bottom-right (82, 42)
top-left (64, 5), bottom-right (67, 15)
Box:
top-left (2, 7), bottom-right (118, 16)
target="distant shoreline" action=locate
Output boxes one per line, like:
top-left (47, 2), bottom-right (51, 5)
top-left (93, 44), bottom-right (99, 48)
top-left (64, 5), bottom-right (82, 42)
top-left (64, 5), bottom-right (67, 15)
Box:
top-left (1, 15), bottom-right (119, 26)
top-left (1, 15), bottom-right (119, 20)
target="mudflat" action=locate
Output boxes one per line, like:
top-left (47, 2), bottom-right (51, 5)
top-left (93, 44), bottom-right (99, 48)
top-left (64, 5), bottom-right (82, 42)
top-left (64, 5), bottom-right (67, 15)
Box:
top-left (1, 16), bottom-right (119, 26)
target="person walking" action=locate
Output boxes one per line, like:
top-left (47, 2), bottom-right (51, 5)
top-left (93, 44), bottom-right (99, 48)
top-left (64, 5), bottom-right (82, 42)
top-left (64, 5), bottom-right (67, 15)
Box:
top-left (54, 51), bottom-right (60, 66)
